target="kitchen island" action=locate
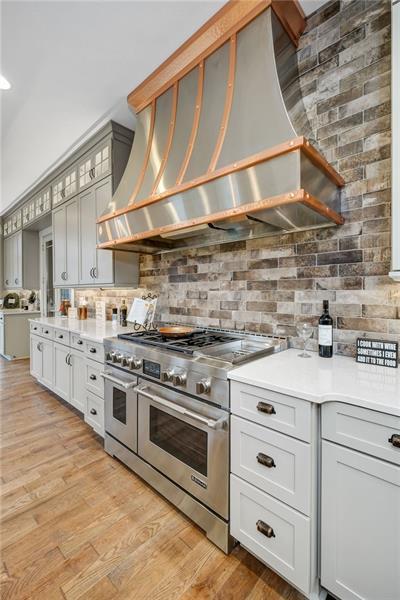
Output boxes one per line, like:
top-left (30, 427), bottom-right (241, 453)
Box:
top-left (228, 350), bottom-right (400, 600)
top-left (29, 317), bottom-right (137, 436)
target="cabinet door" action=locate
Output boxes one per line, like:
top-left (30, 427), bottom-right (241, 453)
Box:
top-left (69, 350), bottom-right (85, 413)
top-left (78, 187), bottom-right (96, 285)
top-left (65, 198), bottom-right (79, 285)
top-left (41, 338), bottom-right (54, 388)
top-left (3, 236), bottom-right (12, 288)
top-left (52, 205), bottom-right (67, 286)
top-left (13, 232), bottom-right (22, 288)
top-left (30, 335), bottom-right (42, 379)
top-left (93, 177), bottom-right (113, 284)
top-left (321, 440), bottom-right (400, 600)
top-left (53, 342), bottom-right (70, 401)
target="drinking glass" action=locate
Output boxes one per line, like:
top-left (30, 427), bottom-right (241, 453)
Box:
top-left (296, 322), bottom-right (313, 358)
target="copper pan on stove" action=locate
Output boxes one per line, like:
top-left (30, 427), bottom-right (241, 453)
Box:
top-left (158, 326), bottom-right (197, 338)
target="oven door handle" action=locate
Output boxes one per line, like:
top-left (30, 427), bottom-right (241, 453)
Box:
top-left (139, 387), bottom-right (226, 430)
top-left (101, 371), bottom-right (137, 390)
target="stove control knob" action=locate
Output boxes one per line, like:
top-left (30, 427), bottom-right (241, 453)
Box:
top-left (109, 351), bottom-right (119, 363)
top-left (115, 353), bottom-right (124, 363)
top-left (128, 357), bottom-right (142, 370)
top-left (121, 355), bottom-right (130, 367)
top-left (161, 369), bottom-right (174, 382)
top-left (172, 371), bottom-right (187, 387)
top-left (106, 351), bottom-right (115, 361)
top-left (196, 379), bottom-right (211, 395)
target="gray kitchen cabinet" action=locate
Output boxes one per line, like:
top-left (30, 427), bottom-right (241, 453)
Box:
top-left (52, 197), bottom-right (79, 287)
top-left (69, 348), bottom-right (85, 413)
top-left (22, 198), bottom-right (36, 226)
top-left (30, 334), bottom-right (53, 388)
top-left (52, 165), bottom-right (78, 208)
top-left (321, 402), bottom-right (400, 600)
top-left (3, 230), bottom-right (39, 289)
top-left (78, 140), bottom-right (111, 192)
top-left (78, 176), bottom-right (139, 286)
top-left (53, 341), bottom-right (70, 401)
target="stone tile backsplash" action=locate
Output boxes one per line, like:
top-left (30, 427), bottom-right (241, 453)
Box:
top-left (76, 0), bottom-right (399, 357)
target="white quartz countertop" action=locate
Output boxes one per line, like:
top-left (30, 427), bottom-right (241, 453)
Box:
top-left (1, 309), bottom-right (40, 315)
top-left (228, 348), bottom-right (400, 417)
top-left (29, 316), bottom-right (137, 342)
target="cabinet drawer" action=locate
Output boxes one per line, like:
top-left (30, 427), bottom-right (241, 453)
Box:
top-left (84, 340), bottom-right (104, 363)
top-left (231, 381), bottom-right (311, 442)
top-left (54, 328), bottom-right (70, 346)
top-left (231, 475), bottom-right (310, 595)
top-left (40, 326), bottom-right (54, 339)
top-left (30, 322), bottom-right (41, 335)
top-left (71, 333), bottom-right (84, 350)
top-left (85, 391), bottom-right (104, 436)
top-left (231, 416), bottom-right (311, 515)
top-left (85, 359), bottom-right (104, 397)
top-left (322, 403), bottom-right (400, 466)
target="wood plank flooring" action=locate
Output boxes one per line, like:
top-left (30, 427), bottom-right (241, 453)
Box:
top-left (0, 358), bottom-right (304, 600)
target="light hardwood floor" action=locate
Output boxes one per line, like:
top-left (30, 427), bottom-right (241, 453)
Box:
top-left (0, 358), bottom-right (304, 600)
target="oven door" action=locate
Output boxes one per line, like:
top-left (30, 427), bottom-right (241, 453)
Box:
top-left (103, 367), bottom-right (138, 453)
top-left (137, 382), bottom-right (229, 519)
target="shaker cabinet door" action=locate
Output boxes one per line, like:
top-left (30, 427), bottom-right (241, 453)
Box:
top-left (30, 334), bottom-right (42, 379)
top-left (53, 205), bottom-right (67, 286)
top-left (64, 198), bottom-right (79, 286)
top-left (93, 176), bottom-right (113, 284)
top-left (53, 342), bottom-right (70, 401)
top-left (321, 440), bottom-right (400, 600)
top-left (78, 187), bottom-right (96, 285)
top-left (41, 338), bottom-right (54, 389)
top-left (69, 350), bottom-right (85, 413)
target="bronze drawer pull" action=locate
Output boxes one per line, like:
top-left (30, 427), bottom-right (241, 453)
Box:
top-left (257, 452), bottom-right (276, 468)
top-left (89, 347), bottom-right (96, 353)
top-left (90, 408), bottom-right (97, 415)
top-left (77, 340), bottom-right (83, 345)
top-left (256, 520), bottom-right (275, 538)
top-left (256, 401), bottom-right (276, 415)
top-left (388, 434), bottom-right (400, 448)
top-left (89, 374), bottom-right (97, 381)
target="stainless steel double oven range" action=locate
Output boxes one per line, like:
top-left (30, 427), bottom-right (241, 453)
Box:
top-left (102, 328), bottom-right (284, 552)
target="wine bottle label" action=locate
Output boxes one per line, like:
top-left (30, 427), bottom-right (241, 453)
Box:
top-left (319, 324), bottom-right (332, 346)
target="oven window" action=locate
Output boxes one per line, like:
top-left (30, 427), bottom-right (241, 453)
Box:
top-left (150, 406), bottom-right (208, 476)
top-left (113, 388), bottom-right (127, 424)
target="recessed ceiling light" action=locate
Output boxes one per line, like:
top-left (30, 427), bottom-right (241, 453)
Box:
top-left (0, 74), bottom-right (11, 90)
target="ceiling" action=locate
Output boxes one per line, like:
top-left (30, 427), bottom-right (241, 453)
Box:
top-left (0, 0), bottom-right (327, 215)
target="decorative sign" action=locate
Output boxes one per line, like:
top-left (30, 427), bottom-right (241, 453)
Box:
top-left (68, 307), bottom-right (77, 319)
top-left (356, 338), bottom-right (398, 369)
top-left (95, 301), bottom-right (106, 322)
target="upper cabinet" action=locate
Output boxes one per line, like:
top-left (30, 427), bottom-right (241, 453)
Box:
top-left (53, 197), bottom-right (79, 287)
top-left (390, 1), bottom-right (400, 281)
top-left (78, 176), bottom-right (138, 287)
top-left (78, 140), bottom-right (111, 191)
top-left (3, 230), bottom-right (39, 290)
top-left (2, 121), bottom-right (136, 289)
top-left (52, 165), bottom-right (78, 208)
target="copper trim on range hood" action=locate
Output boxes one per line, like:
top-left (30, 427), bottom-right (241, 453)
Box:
top-left (97, 0), bottom-right (344, 254)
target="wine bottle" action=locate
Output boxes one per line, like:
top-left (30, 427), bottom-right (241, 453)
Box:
top-left (318, 300), bottom-right (333, 358)
top-left (120, 299), bottom-right (128, 327)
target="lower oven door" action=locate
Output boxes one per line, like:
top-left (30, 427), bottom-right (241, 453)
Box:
top-left (103, 367), bottom-right (138, 453)
top-left (137, 382), bottom-right (229, 519)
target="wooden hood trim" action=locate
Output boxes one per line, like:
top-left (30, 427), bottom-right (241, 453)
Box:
top-left (128, 0), bottom-right (305, 113)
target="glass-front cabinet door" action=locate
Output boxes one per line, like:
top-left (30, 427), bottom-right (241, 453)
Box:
top-left (36, 188), bottom-right (51, 218)
top-left (22, 199), bottom-right (35, 225)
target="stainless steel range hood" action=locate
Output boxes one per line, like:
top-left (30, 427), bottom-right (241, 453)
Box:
top-left (98, 1), bottom-right (344, 254)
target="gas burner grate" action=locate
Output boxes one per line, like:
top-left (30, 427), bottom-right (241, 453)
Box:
top-left (117, 330), bottom-right (238, 355)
